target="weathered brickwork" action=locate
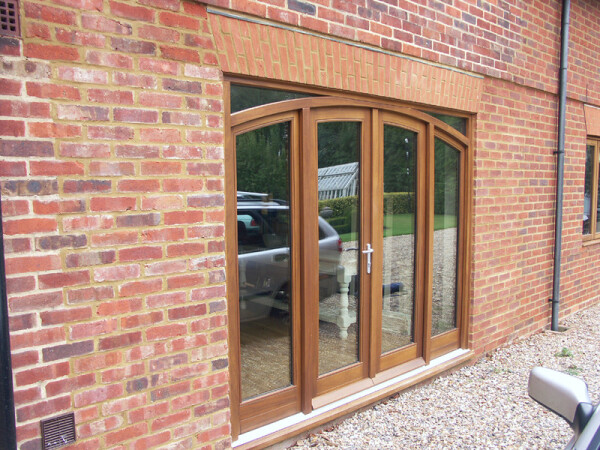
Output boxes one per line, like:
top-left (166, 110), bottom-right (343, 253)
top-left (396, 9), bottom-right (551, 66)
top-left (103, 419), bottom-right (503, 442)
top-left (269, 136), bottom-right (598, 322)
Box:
top-left (0, 0), bottom-right (230, 448)
top-left (2, 0), bottom-right (600, 447)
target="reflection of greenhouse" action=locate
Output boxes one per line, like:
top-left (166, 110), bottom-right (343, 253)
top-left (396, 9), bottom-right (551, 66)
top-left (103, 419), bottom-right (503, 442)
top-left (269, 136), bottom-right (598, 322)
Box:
top-left (318, 162), bottom-right (359, 200)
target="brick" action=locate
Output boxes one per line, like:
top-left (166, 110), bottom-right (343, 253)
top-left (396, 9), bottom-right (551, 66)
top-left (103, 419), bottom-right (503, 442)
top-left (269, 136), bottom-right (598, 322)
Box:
top-left (30, 161), bottom-right (84, 176)
top-left (60, 142), bottom-right (110, 158)
top-left (94, 264), bottom-right (140, 282)
top-left (188, 194), bottom-right (224, 208)
top-left (11, 351), bottom-right (39, 369)
top-left (191, 285), bottom-right (226, 302)
top-left (9, 314), bottom-right (35, 332)
top-left (159, 11), bottom-right (200, 30)
top-left (111, 37), bottom-right (156, 54)
top-left (77, 416), bottom-right (123, 439)
top-left (146, 323), bottom-right (187, 341)
top-left (146, 291), bottom-right (186, 309)
top-left (0, 161), bottom-right (26, 177)
top-left (162, 179), bottom-right (204, 191)
top-left (110, 0), bottom-right (154, 21)
top-left (52, 0), bottom-right (103, 10)
top-left (33, 199), bottom-right (84, 215)
top-left (119, 246), bottom-right (162, 262)
top-left (99, 331), bottom-right (143, 350)
top-left (26, 82), bottom-right (80, 100)
top-left (42, 340), bottom-right (94, 362)
top-left (2, 180), bottom-right (58, 197)
top-left (139, 92), bottom-right (181, 108)
top-left (105, 423), bottom-right (148, 447)
top-left (26, 22), bottom-right (51, 40)
top-left (73, 351), bottom-right (121, 373)
top-left (119, 279), bottom-right (162, 297)
top-left (56, 29), bottom-right (106, 47)
top-left (57, 104), bottom-right (109, 121)
top-left (128, 402), bottom-right (169, 424)
top-left (36, 235), bottom-right (86, 251)
top-left (68, 286), bottom-right (114, 304)
top-left (167, 273), bottom-right (205, 290)
top-left (152, 410), bottom-right (191, 432)
top-left (24, 43), bottom-right (79, 61)
top-left (114, 108), bottom-right (158, 123)
top-left (168, 304), bottom-right (207, 320)
top-left (141, 227), bottom-right (185, 243)
top-left (115, 144), bottom-right (160, 158)
top-left (24, 3), bottom-right (77, 25)
top-left (88, 88), bottom-right (134, 104)
top-left (11, 327), bottom-right (65, 351)
top-left (139, 128), bottom-right (181, 143)
top-left (66, 250), bottom-right (116, 268)
top-left (150, 380), bottom-right (189, 401)
top-left (5, 255), bottom-right (61, 275)
top-left (89, 161), bottom-right (134, 176)
top-left (16, 396), bottom-right (71, 422)
top-left (4, 239), bottom-right (32, 255)
top-left (162, 111), bottom-right (202, 125)
top-left (145, 259), bottom-right (186, 276)
top-left (10, 291), bottom-right (62, 312)
top-left (0, 37), bottom-right (20, 56)
top-left (70, 319), bottom-right (119, 340)
top-left (91, 230), bottom-right (137, 246)
top-left (86, 50), bottom-right (134, 68)
top-left (121, 311), bottom-right (163, 329)
top-left (164, 210), bottom-right (204, 225)
top-left (141, 195), bottom-right (184, 210)
top-left (90, 196), bottom-right (136, 212)
top-left (29, 122), bottom-right (82, 138)
top-left (167, 242), bottom-right (205, 257)
top-left (160, 45), bottom-right (200, 63)
top-left (82, 13), bottom-right (132, 34)
top-left (141, 161), bottom-right (181, 175)
top-left (163, 78), bottom-right (203, 95)
top-left (138, 57), bottom-right (179, 75)
top-left (40, 306), bottom-right (93, 325)
top-left (97, 298), bottom-right (142, 316)
top-left (0, 139), bottom-right (54, 157)
top-left (101, 362), bottom-right (145, 383)
top-left (14, 386), bottom-right (42, 405)
top-left (116, 213), bottom-right (161, 227)
top-left (118, 179), bottom-right (160, 192)
top-left (74, 384), bottom-right (123, 407)
top-left (0, 100), bottom-right (50, 118)
top-left (138, 25), bottom-right (180, 42)
top-left (88, 125), bottom-right (134, 140)
top-left (63, 215), bottom-right (113, 231)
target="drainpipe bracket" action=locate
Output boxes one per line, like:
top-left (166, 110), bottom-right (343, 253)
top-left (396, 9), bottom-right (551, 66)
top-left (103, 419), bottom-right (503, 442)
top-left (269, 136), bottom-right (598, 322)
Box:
top-left (548, 297), bottom-right (559, 304)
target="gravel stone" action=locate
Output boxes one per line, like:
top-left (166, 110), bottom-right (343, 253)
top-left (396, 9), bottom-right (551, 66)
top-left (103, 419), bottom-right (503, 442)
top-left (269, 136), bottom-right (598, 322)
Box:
top-left (291, 303), bottom-right (600, 449)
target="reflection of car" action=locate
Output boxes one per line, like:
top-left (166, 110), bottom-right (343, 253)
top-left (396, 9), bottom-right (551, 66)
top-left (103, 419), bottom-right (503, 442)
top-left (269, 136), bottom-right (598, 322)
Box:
top-left (529, 367), bottom-right (600, 449)
top-left (237, 196), bottom-right (342, 322)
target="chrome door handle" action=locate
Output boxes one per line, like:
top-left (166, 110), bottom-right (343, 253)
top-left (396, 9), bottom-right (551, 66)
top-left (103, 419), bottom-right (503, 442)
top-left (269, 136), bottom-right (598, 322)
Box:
top-left (362, 243), bottom-right (373, 274)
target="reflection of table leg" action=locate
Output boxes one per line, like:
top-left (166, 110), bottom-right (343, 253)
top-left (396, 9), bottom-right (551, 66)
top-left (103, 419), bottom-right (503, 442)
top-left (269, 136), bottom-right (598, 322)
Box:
top-left (336, 265), bottom-right (353, 340)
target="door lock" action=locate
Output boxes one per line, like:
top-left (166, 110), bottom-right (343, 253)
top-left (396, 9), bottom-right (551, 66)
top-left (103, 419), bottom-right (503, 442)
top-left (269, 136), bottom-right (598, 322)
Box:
top-left (362, 243), bottom-right (373, 274)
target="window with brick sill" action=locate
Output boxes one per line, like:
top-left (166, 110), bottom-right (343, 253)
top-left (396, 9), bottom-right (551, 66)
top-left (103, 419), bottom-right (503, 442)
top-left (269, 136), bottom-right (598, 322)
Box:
top-left (584, 138), bottom-right (600, 240)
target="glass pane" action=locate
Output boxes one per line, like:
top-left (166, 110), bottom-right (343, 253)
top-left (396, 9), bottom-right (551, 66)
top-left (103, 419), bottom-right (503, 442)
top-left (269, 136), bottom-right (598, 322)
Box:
top-left (424, 112), bottom-right (467, 135)
top-left (432, 138), bottom-right (460, 336)
top-left (584, 144), bottom-right (593, 235)
top-left (236, 122), bottom-right (293, 400)
top-left (381, 125), bottom-right (417, 354)
top-left (231, 85), bottom-right (315, 113)
top-left (317, 122), bottom-right (360, 375)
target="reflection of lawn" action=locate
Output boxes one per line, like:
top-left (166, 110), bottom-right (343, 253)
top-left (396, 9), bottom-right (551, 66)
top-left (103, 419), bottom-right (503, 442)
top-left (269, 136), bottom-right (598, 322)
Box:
top-left (339, 214), bottom-right (457, 242)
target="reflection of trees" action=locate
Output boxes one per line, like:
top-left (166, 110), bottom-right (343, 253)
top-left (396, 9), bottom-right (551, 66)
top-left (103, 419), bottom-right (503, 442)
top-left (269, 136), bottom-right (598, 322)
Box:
top-left (383, 125), bottom-right (416, 194)
top-left (318, 122), bottom-right (360, 168)
top-left (236, 123), bottom-right (290, 202)
top-left (434, 138), bottom-right (459, 216)
top-left (231, 85), bottom-right (312, 113)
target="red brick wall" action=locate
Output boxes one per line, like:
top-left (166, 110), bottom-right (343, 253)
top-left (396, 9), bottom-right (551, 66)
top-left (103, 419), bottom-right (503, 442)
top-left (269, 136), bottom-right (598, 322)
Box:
top-left (0, 0), bottom-right (230, 448)
top-left (3, 0), bottom-right (600, 447)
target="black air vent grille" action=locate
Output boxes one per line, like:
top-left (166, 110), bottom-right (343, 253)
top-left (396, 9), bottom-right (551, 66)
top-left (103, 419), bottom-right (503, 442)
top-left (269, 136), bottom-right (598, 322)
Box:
top-left (0, 0), bottom-right (20, 37)
top-left (41, 413), bottom-right (76, 450)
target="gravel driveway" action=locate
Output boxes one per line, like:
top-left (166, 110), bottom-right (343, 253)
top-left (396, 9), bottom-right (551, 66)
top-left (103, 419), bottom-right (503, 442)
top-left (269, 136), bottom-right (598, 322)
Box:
top-left (292, 302), bottom-right (600, 449)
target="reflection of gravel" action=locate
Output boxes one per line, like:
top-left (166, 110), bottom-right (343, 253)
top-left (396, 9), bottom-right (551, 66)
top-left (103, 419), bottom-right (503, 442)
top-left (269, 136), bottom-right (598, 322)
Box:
top-left (292, 303), bottom-right (600, 449)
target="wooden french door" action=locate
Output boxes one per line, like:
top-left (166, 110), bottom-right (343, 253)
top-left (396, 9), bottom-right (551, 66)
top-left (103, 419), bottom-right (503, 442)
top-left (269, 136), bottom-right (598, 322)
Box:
top-left (227, 97), bottom-right (466, 436)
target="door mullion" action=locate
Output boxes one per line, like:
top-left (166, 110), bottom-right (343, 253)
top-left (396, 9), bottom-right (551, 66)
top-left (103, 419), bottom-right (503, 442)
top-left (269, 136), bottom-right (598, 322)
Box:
top-left (422, 122), bottom-right (435, 365)
top-left (300, 107), bottom-right (317, 414)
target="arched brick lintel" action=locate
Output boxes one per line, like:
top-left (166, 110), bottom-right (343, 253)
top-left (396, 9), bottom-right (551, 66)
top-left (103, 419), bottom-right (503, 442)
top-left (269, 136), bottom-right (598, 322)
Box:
top-left (208, 11), bottom-right (483, 113)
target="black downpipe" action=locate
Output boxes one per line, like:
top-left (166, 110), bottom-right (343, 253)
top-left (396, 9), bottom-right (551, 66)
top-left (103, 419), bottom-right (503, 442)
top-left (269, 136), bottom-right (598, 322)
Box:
top-left (551, 0), bottom-right (571, 331)
top-left (0, 194), bottom-right (17, 449)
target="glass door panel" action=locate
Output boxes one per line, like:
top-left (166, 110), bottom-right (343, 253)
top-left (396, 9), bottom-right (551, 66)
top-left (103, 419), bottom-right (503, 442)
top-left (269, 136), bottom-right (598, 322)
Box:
top-left (236, 121), bottom-right (294, 400)
top-left (431, 138), bottom-right (460, 336)
top-left (381, 125), bottom-right (417, 354)
top-left (317, 121), bottom-right (361, 375)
